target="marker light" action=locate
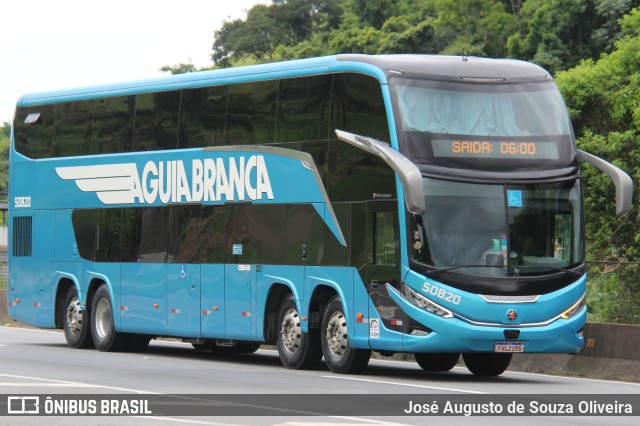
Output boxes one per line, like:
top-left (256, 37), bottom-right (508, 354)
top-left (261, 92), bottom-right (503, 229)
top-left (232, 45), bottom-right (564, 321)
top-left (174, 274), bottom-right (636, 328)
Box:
top-left (561, 294), bottom-right (586, 319)
top-left (402, 283), bottom-right (453, 318)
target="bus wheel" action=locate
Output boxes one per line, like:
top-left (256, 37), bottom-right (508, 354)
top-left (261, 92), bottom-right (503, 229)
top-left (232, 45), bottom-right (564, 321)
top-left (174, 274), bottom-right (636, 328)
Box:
top-left (462, 353), bottom-right (512, 376)
top-left (91, 285), bottom-right (130, 352)
top-left (276, 294), bottom-right (321, 369)
top-left (321, 296), bottom-right (370, 374)
top-left (62, 287), bottom-right (93, 349)
top-left (414, 353), bottom-right (460, 372)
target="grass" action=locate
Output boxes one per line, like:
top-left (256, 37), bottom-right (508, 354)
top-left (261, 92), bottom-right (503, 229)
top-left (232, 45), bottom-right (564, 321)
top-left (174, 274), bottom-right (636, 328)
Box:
top-left (0, 274), bottom-right (6, 291)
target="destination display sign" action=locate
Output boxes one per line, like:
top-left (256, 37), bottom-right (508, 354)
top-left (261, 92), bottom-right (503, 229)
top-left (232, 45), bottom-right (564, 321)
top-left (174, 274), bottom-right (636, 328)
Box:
top-left (432, 139), bottom-right (559, 160)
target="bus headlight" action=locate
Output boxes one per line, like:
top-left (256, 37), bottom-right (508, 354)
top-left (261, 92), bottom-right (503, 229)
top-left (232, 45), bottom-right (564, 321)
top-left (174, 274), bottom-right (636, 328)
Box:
top-left (402, 283), bottom-right (453, 318)
top-left (561, 294), bottom-right (586, 319)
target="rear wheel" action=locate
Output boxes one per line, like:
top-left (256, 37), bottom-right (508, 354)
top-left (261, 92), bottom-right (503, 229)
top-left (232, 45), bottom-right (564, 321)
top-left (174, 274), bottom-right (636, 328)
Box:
top-left (61, 287), bottom-right (93, 349)
top-left (321, 296), bottom-right (370, 374)
top-left (276, 294), bottom-right (322, 369)
top-left (462, 352), bottom-right (512, 376)
top-left (414, 353), bottom-right (460, 372)
top-left (91, 285), bottom-right (130, 352)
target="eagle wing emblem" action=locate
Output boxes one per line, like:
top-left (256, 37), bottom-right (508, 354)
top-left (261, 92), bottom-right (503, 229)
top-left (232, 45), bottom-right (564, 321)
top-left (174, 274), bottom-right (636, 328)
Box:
top-left (55, 163), bottom-right (139, 205)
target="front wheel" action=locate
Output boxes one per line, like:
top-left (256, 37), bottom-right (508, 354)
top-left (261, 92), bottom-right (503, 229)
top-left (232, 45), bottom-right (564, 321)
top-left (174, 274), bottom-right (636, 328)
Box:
top-left (61, 287), bottom-right (93, 349)
top-left (91, 285), bottom-right (130, 352)
top-left (276, 294), bottom-right (322, 369)
top-left (462, 352), bottom-right (512, 376)
top-left (321, 296), bottom-right (370, 374)
top-left (414, 353), bottom-right (460, 372)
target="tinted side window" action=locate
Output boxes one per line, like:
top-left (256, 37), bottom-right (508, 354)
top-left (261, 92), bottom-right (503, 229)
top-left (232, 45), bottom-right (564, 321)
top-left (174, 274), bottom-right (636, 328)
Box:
top-left (167, 205), bottom-right (202, 263)
top-left (225, 204), bottom-right (251, 263)
top-left (92, 96), bottom-right (135, 154)
top-left (179, 86), bottom-right (228, 148)
top-left (328, 74), bottom-right (396, 202)
top-left (286, 203), bottom-right (324, 265)
top-left (96, 209), bottom-right (122, 262)
top-left (13, 105), bottom-right (54, 159)
top-left (252, 204), bottom-right (285, 264)
top-left (134, 92), bottom-right (181, 151)
top-left (71, 209), bottom-right (121, 262)
top-left (276, 76), bottom-right (332, 143)
top-left (71, 209), bottom-right (98, 261)
top-left (121, 207), bottom-right (168, 263)
top-left (200, 206), bottom-right (228, 263)
top-left (53, 100), bottom-right (94, 157)
top-left (226, 81), bottom-right (278, 145)
top-left (330, 73), bottom-right (390, 142)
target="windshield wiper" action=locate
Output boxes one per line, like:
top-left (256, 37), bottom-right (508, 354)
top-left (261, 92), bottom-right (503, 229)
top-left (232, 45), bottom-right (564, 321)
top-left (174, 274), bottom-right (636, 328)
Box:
top-left (425, 264), bottom-right (584, 279)
top-left (425, 265), bottom-right (504, 277)
top-left (512, 265), bottom-right (584, 279)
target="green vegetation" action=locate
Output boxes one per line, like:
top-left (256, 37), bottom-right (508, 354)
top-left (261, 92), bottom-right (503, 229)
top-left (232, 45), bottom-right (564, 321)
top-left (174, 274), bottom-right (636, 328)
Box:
top-left (556, 8), bottom-right (640, 323)
top-left (0, 121), bottom-right (8, 200)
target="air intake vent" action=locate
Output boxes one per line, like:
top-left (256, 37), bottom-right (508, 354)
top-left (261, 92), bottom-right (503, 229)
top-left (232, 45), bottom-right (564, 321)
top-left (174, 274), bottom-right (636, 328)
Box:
top-left (13, 216), bottom-right (33, 257)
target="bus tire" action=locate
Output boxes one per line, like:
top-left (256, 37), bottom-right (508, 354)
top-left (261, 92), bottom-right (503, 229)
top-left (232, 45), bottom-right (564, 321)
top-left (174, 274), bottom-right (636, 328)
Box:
top-left (321, 296), bottom-right (371, 374)
top-left (462, 352), bottom-right (512, 376)
top-left (61, 287), bottom-right (93, 349)
top-left (276, 294), bottom-right (322, 370)
top-left (91, 285), bottom-right (130, 352)
top-left (414, 352), bottom-right (460, 372)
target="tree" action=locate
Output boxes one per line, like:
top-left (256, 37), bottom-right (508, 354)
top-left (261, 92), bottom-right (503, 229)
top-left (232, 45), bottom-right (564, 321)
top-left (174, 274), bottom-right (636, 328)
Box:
top-left (212, 1), bottom-right (342, 66)
top-left (160, 62), bottom-right (198, 75)
top-left (0, 122), bottom-right (9, 198)
top-left (555, 8), bottom-right (640, 323)
top-left (432, 0), bottom-right (516, 57)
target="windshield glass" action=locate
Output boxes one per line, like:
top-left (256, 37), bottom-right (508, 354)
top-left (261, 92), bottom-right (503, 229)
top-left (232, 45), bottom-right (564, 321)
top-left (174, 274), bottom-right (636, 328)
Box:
top-left (391, 78), bottom-right (577, 171)
top-left (411, 178), bottom-right (584, 278)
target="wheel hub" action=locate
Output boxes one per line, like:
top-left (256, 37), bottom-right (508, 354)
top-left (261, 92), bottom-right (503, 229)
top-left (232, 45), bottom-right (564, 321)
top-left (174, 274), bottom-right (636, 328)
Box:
top-left (280, 308), bottom-right (301, 354)
top-left (94, 298), bottom-right (112, 339)
top-left (65, 298), bottom-right (83, 336)
top-left (325, 312), bottom-right (347, 358)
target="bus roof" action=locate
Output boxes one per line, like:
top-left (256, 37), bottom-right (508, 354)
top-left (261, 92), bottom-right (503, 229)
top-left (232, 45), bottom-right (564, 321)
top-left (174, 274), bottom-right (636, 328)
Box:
top-left (17, 54), bottom-right (551, 107)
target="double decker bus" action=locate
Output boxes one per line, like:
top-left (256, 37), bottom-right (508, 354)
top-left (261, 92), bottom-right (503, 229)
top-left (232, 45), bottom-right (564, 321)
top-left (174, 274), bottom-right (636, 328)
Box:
top-left (8, 55), bottom-right (632, 376)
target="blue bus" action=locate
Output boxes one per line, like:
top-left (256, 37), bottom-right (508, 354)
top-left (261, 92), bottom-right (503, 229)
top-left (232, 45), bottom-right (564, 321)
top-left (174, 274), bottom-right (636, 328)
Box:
top-left (8, 55), bottom-right (632, 376)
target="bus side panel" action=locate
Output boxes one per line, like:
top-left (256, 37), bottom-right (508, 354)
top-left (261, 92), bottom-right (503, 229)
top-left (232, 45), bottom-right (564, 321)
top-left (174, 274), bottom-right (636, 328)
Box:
top-left (8, 210), bottom-right (56, 328)
top-left (53, 210), bottom-right (79, 262)
top-left (120, 263), bottom-right (167, 335)
top-left (255, 265), bottom-right (305, 340)
top-left (224, 264), bottom-right (255, 340)
top-left (167, 263), bottom-right (200, 338)
top-left (201, 264), bottom-right (225, 338)
top-left (352, 269), bottom-right (372, 349)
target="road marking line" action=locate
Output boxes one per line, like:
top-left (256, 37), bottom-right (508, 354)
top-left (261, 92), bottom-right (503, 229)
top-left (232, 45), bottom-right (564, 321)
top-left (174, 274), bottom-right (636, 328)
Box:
top-left (321, 375), bottom-right (487, 394)
top-left (0, 374), bottom-right (158, 394)
top-left (1, 326), bottom-right (61, 334)
top-left (0, 383), bottom-right (98, 387)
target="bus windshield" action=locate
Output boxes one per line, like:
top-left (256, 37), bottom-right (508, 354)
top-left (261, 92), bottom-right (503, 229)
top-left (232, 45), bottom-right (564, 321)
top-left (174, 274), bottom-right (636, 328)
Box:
top-left (391, 78), bottom-right (577, 170)
top-left (411, 178), bottom-right (584, 278)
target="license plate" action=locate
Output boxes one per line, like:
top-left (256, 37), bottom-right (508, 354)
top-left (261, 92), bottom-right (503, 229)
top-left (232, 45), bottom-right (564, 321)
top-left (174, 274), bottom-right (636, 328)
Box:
top-left (494, 341), bottom-right (525, 353)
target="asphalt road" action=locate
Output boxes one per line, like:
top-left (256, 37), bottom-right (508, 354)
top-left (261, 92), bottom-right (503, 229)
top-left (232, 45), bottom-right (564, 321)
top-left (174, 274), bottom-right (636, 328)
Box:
top-left (1, 326), bottom-right (639, 425)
